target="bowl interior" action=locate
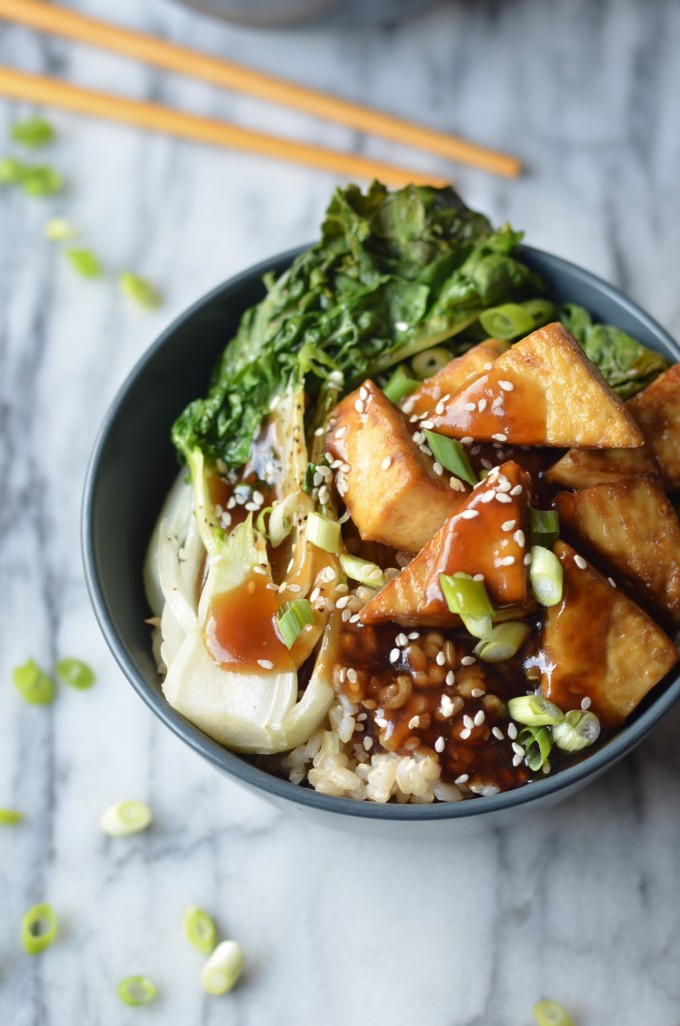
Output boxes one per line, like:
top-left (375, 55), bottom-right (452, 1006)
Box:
top-left (83, 246), bottom-right (680, 822)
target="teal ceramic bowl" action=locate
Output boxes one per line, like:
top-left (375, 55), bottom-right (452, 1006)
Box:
top-left (82, 246), bottom-right (680, 835)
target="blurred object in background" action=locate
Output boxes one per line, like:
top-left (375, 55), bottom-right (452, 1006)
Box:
top-left (169, 0), bottom-right (440, 29)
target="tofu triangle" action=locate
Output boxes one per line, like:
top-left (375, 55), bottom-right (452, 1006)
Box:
top-left (360, 461), bottom-right (532, 627)
top-left (429, 323), bottom-right (644, 448)
top-left (539, 541), bottom-right (678, 729)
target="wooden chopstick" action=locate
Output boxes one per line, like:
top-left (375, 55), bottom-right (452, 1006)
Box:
top-left (0, 0), bottom-right (521, 179)
top-left (0, 65), bottom-right (452, 187)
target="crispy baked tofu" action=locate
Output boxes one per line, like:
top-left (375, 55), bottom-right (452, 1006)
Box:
top-left (545, 445), bottom-right (658, 489)
top-left (360, 461), bottom-right (532, 627)
top-left (539, 542), bottom-right (678, 729)
top-left (627, 362), bottom-right (680, 490)
top-left (325, 380), bottom-right (467, 552)
top-left (429, 323), bottom-right (644, 448)
top-left (554, 475), bottom-right (680, 627)
top-left (402, 338), bottom-right (509, 418)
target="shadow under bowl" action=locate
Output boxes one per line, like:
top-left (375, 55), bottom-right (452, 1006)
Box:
top-left (82, 245), bottom-right (680, 837)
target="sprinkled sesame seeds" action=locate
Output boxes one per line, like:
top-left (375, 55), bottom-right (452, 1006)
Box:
top-left (574, 554), bottom-right (587, 569)
top-left (389, 648), bottom-right (400, 664)
top-left (470, 687), bottom-right (485, 698)
top-left (460, 436), bottom-right (474, 445)
top-left (408, 715), bottom-right (421, 730)
top-left (524, 552), bottom-right (533, 566)
top-left (492, 726), bottom-right (504, 740)
top-left (478, 398), bottom-right (488, 412)
top-left (509, 484), bottom-right (523, 496)
top-left (435, 651), bottom-right (446, 666)
top-left (473, 573), bottom-right (485, 582)
top-left (514, 530), bottom-right (526, 547)
top-left (257, 659), bottom-right (274, 670)
top-left (381, 456), bottom-right (392, 471)
top-left (310, 587), bottom-right (321, 603)
top-left (463, 402), bottom-right (476, 412)
top-left (455, 773), bottom-right (470, 785)
top-left (460, 509), bottom-right (480, 519)
top-left (435, 400), bottom-right (446, 415)
top-left (287, 584), bottom-right (302, 593)
top-left (512, 742), bottom-right (525, 757)
top-left (445, 670), bottom-right (455, 686)
top-left (463, 715), bottom-right (474, 730)
top-left (498, 380), bottom-right (514, 392)
top-left (363, 737), bottom-right (374, 751)
top-left (496, 492), bottom-right (512, 504)
top-left (434, 736), bottom-right (446, 753)
top-left (346, 668), bottom-right (358, 683)
top-left (334, 425), bottom-right (348, 439)
top-left (341, 608), bottom-right (352, 621)
top-left (460, 729), bottom-right (472, 740)
top-left (354, 399), bottom-right (365, 414)
top-left (395, 633), bottom-right (408, 647)
top-left (440, 695), bottom-right (455, 716)
top-left (432, 461), bottom-right (444, 476)
top-left (450, 477), bottom-right (466, 491)
top-left (474, 710), bottom-right (486, 727)
top-left (408, 631), bottom-right (420, 640)
top-left (349, 613), bottom-right (360, 623)
top-left (253, 565), bottom-right (267, 575)
top-left (461, 655), bottom-right (476, 666)
top-left (359, 385), bottom-right (368, 400)
top-left (507, 722), bottom-right (518, 740)
top-left (265, 582), bottom-right (279, 591)
top-left (581, 696), bottom-right (592, 710)
top-left (501, 520), bottom-right (517, 532)
top-left (492, 433), bottom-right (508, 442)
top-left (608, 577), bottom-right (617, 588)
top-left (421, 420), bottom-right (434, 430)
top-left (481, 490), bottom-right (496, 503)
top-left (512, 754), bottom-right (524, 767)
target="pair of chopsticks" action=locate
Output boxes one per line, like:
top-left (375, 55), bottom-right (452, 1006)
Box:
top-left (0, 0), bottom-right (521, 185)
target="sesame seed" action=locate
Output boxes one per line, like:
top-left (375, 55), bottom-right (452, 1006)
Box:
top-left (354, 399), bottom-right (365, 414)
top-left (314, 426), bottom-right (324, 437)
top-left (574, 554), bottom-right (587, 569)
top-left (253, 490), bottom-right (264, 505)
top-left (257, 659), bottom-right (274, 670)
top-left (499, 555), bottom-right (516, 566)
top-left (496, 493), bottom-right (512, 504)
top-left (461, 655), bottom-right (476, 666)
top-left (253, 565), bottom-right (267, 575)
top-left (471, 687), bottom-right (485, 698)
top-left (435, 400), bottom-right (446, 415)
top-left (347, 668), bottom-right (358, 683)
top-left (288, 584), bottom-right (302, 593)
top-left (460, 436), bottom-right (474, 445)
top-left (512, 754), bottom-right (523, 767)
top-left (498, 380), bottom-right (514, 392)
top-left (474, 710), bottom-right (486, 726)
top-left (509, 484), bottom-right (523, 496)
top-left (455, 773), bottom-right (469, 785)
top-left (341, 608), bottom-right (352, 621)
top-left (381, 456), bottom-right (392, 471)
top-left (310, 587), bottom-right (321, 602)
top-left (502, 520), bottom-right (517, 532)
top-left (359, 385), bottom-right (368, 400)
top-left (389, 648), bottom-right (400, 664)
top-left (492, 433), bottom-right (508, 442)
top-left (334, 425), bottom-right (348, 439)
top-left (336, 596), bottom-right (350, 609)
top-left (481, 490), bottom-right (496, 503)
top-left (445, 671), bottom-right (455, 686)
top-left (460, 728), bottom-right (472, 741)
top-left (266, 582), bottom-right (279, 591)
top-left (478, 399), bottom-right (488, 412)
top-left (450, 477), bottom-right (466, 491)
top-left (507, 722), bottom-right (518, 740)
top-left (375, 717), bottom-right (387, 728)
top-left (492, 726), bottom-right (504, 740)
top-left (608, 577), bottom-right (617, 588)
top-left (440, 695), bottom-right (455, 716)
top-left (408, 631), bottom-right (420, 640)
top-left (512, 742), bottom-right (525, 757)
top-left (463, 715), bottom-right (474, 730)
top-left (363, 737), bottom-right (374, 751)
top-left (435, 736), bottom-right (446, 753)
top-left (581, 696), bottom-right (592, 710)
top-left (514, 530), bottom-right (526, 547)
top-left (436, 651), bottom-right (446, 666)
top-left (227, 497), bottom-right (236, 509)
top-left (409, 414), bottom-right (420, 423)
top-left (473, 573), bottom-right (485, 582)
top-left (318, 486), bottom-right (330, 505)
top-left (395, 633), bottom-right (408, 647)
top-left (421, 420), bottom-right (434, 430)
top-left (524, 552), bottom-right (533, 566)
top-left (349, 613), bottom-right (360, 623)
top-left (464, 402), bottom-right (476, 412)
top-left (408, 715), bottom-right (421, 730)
top-left (460, 509), bottom-right (480, 520)
top-left (433, 461), bottom-right (444, 476)
top-left (245, 502), bottom-right (259, 512)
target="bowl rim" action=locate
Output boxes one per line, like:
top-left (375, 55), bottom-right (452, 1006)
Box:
top-left (82, 243), bottom-right (680, 821)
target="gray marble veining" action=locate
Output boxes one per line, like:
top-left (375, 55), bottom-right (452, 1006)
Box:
top-left (1, 0), bottom-right (680, 1023)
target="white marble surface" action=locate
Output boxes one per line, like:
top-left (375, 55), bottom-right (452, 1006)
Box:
top-left (1, 0), bottom-right (680, 1023)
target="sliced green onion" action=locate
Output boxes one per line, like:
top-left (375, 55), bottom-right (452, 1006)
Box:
top-left (302, 462), bottom-right (317, 495)
top-left (269, 492), bottom-right (306, 547)
top-left (340, 553), bottom-right (385, 589)
top-left (552, 709), bottom-right (601, 752)
top-left (20, 165), bottom-right (63, 197)
top-left (530, 509), bottom-right (560, 548)
top-left (100, 800), bottom-right (153, 837)
top-left (11, 116), bottom-right (55, 148)
top-left (119, 271), bottom-right (162, 310)
top-left (0, 808), bottom-right (24, 825)
top-left (65, 247), bottom-right (102, 278)
top-left (507, 694), bottom-right (564, 726)
top-left (21, 902), bottom-right (57, 955)
top-left (0, 156), bottom-right (25, 184)
top-left (440, 572), bottom-right (493, 639)
top-left (55, 657), bottom-right (95, 690)
top-left (518, 726), bottom-right (552, 771)
top-left (44, 216), bottom-right (79, 241)
top-left (306, 511), bottom-right (340, 553)
top-left (474, 622), bottom-right (530, 662)
top-left (383, 365), bottom-right (418, 405)
top-left (276, 600), bottom-right (315, 649)
top-left (521, 298), bottom-right (557, 329)
top-left (12, 659), bottom-right (54, 705)
top-left (425, 431), bottom-right (478, 486)
top-left (479, 303), bottom-right (535, 341)
top-left (200, 940), bottom-right (245, 996)
top-left (411, 346), bottom-right (451, 379)
top-left (533, 999), bottom-right (576, 1026)
top-left (255, 505), bottom-right (273, 534)
top-left (183, 906), bottom-right (217, 956)
top-left (530, 545), bottom-right (564, 607)
top-left (117, 976), bottom-right (157, 1006)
